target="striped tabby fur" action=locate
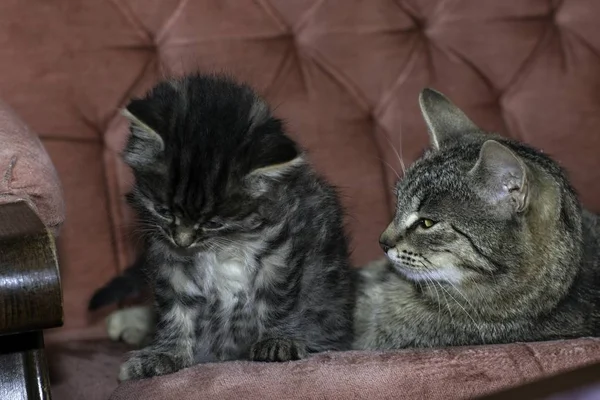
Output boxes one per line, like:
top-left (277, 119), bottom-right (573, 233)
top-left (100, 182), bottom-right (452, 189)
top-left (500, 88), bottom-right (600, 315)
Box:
top-left (116, 74), bottom-right (355, 381)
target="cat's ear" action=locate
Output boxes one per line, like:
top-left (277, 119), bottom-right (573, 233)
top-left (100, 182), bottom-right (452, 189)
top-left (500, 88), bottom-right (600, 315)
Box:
top-left (469, 140), bottom-right (529, 213)
top-left (419, 88), bottom-right (480, 150)
top-left (247, 134), bottom-right (303, 179)
top-left (121, 100), bottom-right (165, 168)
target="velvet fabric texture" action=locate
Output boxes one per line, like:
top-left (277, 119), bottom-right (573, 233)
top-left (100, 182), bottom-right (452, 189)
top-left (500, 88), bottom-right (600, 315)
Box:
top-left (2, 0), bottom-right (600, 398)
top-left (45, 338), bottom-right (600, 400)
top-left (108, 339), bottom-right (600, 400)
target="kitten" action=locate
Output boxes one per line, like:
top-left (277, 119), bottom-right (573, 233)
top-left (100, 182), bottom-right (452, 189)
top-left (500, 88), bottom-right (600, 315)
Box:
top-left (116, 74), bottom-right (355, 381)
top-left (354, 88), bottom-right (600, 350)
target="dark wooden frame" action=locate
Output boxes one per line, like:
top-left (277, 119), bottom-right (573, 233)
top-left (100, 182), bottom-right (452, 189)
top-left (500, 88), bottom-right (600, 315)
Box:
top-left (0, 201), bottom-right (63, 400)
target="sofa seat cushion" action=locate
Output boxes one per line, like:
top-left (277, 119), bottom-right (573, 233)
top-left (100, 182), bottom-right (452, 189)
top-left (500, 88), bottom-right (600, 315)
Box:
top-left (49, 340), bottom-right (128, 400)
top-left (106, 338), bottom-right (600, 400)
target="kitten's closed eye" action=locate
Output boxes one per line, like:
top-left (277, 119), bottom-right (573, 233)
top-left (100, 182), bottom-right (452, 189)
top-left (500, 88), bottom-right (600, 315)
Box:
top-left (154, 205), bottom-right (172, 219)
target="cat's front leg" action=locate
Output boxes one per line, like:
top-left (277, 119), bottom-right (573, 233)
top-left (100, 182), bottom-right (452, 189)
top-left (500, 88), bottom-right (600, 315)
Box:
top-left (249, 338), bottom-right (307, 362)
top-left (118, 302), bottom-right (197, 381)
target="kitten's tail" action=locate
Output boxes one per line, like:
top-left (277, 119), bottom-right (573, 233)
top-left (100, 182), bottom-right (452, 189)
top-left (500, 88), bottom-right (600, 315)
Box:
top-left (88, 257), bottom-right (147, 311)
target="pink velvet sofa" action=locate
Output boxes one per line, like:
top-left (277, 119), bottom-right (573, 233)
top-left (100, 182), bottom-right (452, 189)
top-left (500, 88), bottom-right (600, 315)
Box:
top-left (3, 1), bottom-right (600, 399)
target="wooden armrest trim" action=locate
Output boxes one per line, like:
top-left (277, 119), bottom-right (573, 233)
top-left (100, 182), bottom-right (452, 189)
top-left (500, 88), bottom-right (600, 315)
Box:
top-left (0, 201), bottom-right (62, 334)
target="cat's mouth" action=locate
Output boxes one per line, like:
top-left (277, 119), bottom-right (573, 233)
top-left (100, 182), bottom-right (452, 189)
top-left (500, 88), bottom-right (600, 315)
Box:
top-left (163, 236), bottom-right (205, 255)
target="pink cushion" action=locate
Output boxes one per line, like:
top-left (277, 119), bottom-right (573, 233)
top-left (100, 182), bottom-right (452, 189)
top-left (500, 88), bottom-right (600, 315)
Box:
top-left (109, 338), bottom-right (600, 400)
top-left (0, 98), bottom-right (64, 234)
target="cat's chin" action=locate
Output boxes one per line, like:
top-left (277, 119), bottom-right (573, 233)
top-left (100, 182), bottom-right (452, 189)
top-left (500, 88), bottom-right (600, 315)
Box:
top-left (390, 262), bottom-right (464, 285)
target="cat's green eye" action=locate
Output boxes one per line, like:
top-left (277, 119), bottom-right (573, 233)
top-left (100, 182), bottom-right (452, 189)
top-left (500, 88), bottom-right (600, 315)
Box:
top-left (419, 218), bottom-right (436, 229)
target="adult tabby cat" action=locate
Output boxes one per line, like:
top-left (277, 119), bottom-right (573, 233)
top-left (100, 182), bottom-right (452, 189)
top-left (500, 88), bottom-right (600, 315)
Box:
top-left (115, 73), bottom-right (354, 381)
top-left (354, 88), bottom-right (600, 350)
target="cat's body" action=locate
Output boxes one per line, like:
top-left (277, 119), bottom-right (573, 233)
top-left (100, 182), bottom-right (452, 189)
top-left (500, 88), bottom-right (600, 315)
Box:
top-left (116, 74), bottom-right (354, 381)
top-left (354, 89), bottom-right (600, 350)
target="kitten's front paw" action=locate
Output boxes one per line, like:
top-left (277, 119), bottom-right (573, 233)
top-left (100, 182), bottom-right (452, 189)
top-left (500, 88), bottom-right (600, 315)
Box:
top-left (118, 350), bottom-right (186, 381)
top-left (249, 338), bottom-right (307, 362)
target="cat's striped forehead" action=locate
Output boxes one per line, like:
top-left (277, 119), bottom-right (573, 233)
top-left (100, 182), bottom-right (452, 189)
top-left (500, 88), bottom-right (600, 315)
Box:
top-left (394, 144), bottom-right (481, 218)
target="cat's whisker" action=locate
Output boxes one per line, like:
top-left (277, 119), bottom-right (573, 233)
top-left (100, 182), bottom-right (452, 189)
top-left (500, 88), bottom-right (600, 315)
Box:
top-left (395, 123), bottom-right (406, 175)
top-left (445, 280), bottom-right (481, 317)
top-left (425, 276), bottom-right (442, 327)
top-left (417, 259), bottom-right (455, 325)
top-left (437, 282), bottom-right (483, 342)
top-left (374, 156), bottom-right (400, 180)
top-left (466, 277), bottom-right (493, 308)
top-left (417, 259), bottom-right (483, 337)
top-left (379, 126), bottom-right (406, 175)
top-left (435, 280), bottom-right (454, 325)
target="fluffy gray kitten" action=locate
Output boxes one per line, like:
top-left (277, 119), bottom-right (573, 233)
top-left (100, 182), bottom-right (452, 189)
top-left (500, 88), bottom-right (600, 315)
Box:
top-left (354, 88), bottom-right (600, 350)
top-left (117, 74), bottom-right (355, 381)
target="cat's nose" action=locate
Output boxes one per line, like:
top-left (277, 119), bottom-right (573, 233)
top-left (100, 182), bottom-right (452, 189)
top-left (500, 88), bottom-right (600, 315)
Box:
top-left (379, 223), bottom-right (398, 254)
top-left (173, 229), bottom-right (194, 248)
top-left (379, 237), bottom-right (394, 253)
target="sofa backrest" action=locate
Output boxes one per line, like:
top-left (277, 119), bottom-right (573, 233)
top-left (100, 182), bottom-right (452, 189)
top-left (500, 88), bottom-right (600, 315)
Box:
top-left (1, 0), bottom-right (599, 340)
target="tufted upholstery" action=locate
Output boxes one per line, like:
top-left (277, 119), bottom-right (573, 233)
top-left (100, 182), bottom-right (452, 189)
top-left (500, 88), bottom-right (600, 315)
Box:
top-left (4, 0), bottom-right (600, 340)
top-left (3, 0), bottom-right (600, 397)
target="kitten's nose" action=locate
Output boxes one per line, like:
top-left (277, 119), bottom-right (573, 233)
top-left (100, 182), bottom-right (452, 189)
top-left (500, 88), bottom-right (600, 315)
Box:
top-left (173, 229), bottom-right (194, 248)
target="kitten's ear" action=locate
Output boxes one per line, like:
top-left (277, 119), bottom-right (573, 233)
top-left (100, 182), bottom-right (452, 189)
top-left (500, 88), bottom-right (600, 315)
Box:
top-left (248, 97), bottom-right (271, 132)
top-left (246, 99), bottom-right (303, 179)
top-left (419, 88), bottom-right (480, 150)
top-left (121, 100), bottom-right (165, 168)
top-left (469, 140), bottom-right (529, 213)
top-left (248, 134), bottom-right (303, 179)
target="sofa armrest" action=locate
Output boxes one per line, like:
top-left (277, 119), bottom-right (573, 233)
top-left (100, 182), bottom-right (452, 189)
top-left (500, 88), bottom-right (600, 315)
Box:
top-left (0, 98), bottom-right (65, 236)
top-left (0, 200), bottom-right (62, 335)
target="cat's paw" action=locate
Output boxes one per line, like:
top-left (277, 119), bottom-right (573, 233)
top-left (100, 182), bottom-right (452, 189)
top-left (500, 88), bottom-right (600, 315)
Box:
top-left (249, 338), bottom-right (307, 362)
top-left (118, 350), bottom-right (186, 381)
top-left (106, 306), bottom-right (154, 347)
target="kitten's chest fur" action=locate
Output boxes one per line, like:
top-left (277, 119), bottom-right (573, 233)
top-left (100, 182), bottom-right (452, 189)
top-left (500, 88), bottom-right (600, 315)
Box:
top-left (161, 249), bottom-right (273, 360)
